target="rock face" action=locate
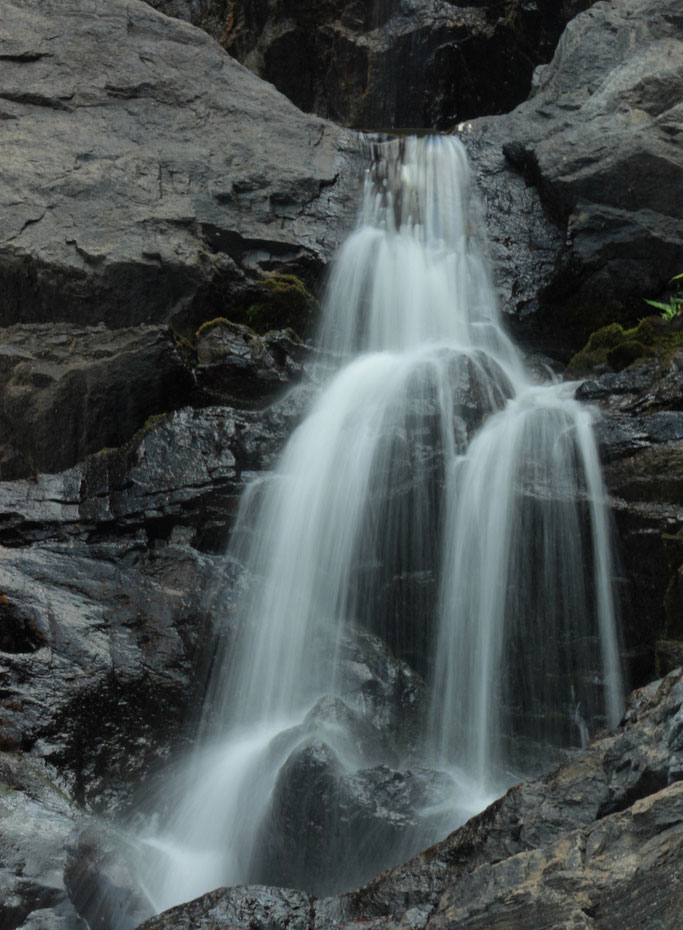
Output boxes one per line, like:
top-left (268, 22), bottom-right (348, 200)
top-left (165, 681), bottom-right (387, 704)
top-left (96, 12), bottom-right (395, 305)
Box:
top-left (0, 369), bottom-right (311, 928)
top-left (137, 667), bottom-right (683, 929)
top-left (463, 0), bottom-right (683, 354)
top-left (1, 0), bottom-right (682, 927)
top-left (205, 0), bottom-right (594, 130)
top-left (573, 336), bottom-right (683, 686)
top-left (0, 0), bottom-right (361, 335)
top-left (0, 324), bottom-right (194, 479)
top-left (146, 0), bottom-right (212, 22)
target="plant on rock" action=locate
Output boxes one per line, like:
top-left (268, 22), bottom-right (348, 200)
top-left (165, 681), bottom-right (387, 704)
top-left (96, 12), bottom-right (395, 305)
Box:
top-left (246, 274), bottom-right (315, 337)
top-left (644, 273), bottom-right (683, 322)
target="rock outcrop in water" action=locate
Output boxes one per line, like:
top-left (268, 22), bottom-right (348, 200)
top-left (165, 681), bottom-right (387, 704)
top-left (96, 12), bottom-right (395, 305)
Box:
top-left (137, 666), bottom-right (683, 929)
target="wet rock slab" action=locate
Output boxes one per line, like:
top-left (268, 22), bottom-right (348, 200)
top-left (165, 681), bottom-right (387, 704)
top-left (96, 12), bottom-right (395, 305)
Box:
top-left (576, 349), bottom-right (683, 684)
top-left (0, 323), bottom-right (194, 480)
top-left (137, 667), bottom-right (683, 930)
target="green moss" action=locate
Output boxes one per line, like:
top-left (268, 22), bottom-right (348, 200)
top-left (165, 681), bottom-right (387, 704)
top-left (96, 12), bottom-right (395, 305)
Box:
top-left (566, 316), bottom-right (683, 378)
top-left (195, 317), bottom-right (231, 341)
top-left (605, 339), bottom-right (654, 370)
top-left (137, 412), bottom-right (170, 439)
top-left (588, 322), bottom-right (625, 349)
top-left (171, 328), bottom-right (198, 367)
top-left (245, 274), bottom-right (315, 337)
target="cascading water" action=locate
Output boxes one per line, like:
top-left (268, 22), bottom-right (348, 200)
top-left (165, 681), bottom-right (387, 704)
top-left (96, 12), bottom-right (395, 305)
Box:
top-left (134, 135), bottom-right (624, 915)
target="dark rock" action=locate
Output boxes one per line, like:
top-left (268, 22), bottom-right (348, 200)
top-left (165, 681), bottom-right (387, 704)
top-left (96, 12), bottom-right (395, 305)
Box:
top-left (137, 885), bottom-right (313, 930)
top-left (210, 0), bottom-right (594, 130)
top-left (194, 318), bottom-right (307, 405)
top-left (0, 392), bottom-right (311, 550)
top-left (0, 324), bottom-right (195, 480)
top-left (145, 0), bottom-right (211, 23)
top-left (0, 0), bottom-right (361, 334)
top-left (133, 669), bottom-right (683, 930)
top-left (572, 348), bottom-right (683, 687)
top-left (336, 626), bottom-right (426, 743)
top-left (0, 389), bottom-right (315, 815)
top-left (0, 390), bottom-right (313, 925)
top-left (461, 0), bottom-right (683, 355)
top-left (255, 738), bottom-right (457, 897)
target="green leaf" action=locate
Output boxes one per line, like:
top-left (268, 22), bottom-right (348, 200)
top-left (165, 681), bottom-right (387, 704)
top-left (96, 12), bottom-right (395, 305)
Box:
top-left (643, 299), bottom-right (672, 312)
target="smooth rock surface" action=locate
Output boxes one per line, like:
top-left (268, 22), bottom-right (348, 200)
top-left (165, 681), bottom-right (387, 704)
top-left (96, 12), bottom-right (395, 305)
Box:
top-left (0, 0), bottom-right (361, 333)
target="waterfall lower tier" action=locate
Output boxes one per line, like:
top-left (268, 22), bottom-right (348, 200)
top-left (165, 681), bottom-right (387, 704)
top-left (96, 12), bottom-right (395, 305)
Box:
top-left (133, 135), bottom-right (624, 916)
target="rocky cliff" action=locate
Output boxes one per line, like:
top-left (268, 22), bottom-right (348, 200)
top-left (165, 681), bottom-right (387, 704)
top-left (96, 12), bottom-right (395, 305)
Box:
top-left (0, 0), bottom-right (682, 928)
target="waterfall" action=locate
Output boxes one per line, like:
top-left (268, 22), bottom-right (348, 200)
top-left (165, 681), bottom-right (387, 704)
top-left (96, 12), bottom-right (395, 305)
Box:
top-left (136, 135), bottom-right (624, 913)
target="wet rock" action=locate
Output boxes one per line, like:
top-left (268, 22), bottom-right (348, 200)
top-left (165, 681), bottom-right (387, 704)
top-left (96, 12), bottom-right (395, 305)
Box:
top-left (134, 669), bottom-right (683, 930)
top-left (426, 780), bottom-right (683, 930)
top-left (0, 0), bottom-right (361, 334)
top-left (0, 753), bottom-right (87, 930)
top-left (0, 324), bottom-right (194, 481)
top-left (137, 885), bottom-right (313, 930)
top-left (194, 318), bottom-right (307, 405)
top-left (336, 626), bottom-right (426, 741)
top-left (64, 827), bottom-right (151, 930)
top-left (210, 0), bottom-right (593, 130)
top-left (255, 738), bottom-right (457, 897)
top-left (0, 393), bottom-right (311, 550)
top-left (337, 667), bottom-right (683, 919)
top-left (571, 346), bottom-right (683, 686)
top-left (0, 389), bottom-right (316, 817)
top-left (462, 0), bottom-right (683, 355)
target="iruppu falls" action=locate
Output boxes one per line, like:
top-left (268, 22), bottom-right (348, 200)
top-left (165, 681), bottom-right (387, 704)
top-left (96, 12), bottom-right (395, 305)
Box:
top-left (124, 135), bottom-right (624, 919)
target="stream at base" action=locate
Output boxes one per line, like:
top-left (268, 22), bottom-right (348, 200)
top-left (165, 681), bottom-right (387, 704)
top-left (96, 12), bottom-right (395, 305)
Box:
top-left (131, 135), bottom-right (624, 914)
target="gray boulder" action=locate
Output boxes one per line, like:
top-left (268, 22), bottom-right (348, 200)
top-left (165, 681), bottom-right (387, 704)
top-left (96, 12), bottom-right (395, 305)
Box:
top-left (0, 0), bottom-right (361, 333)
top-left (463, 0), bottom-right (683, 353)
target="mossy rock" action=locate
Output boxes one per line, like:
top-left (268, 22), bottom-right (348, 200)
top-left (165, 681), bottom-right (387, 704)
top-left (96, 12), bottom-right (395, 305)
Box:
top-left (171, 328), bottom-right (198, 367)
top-left (245, 274), bottom-right (315, 337)
top-left (605, 339), bottom-right (654, 371)
top-left (195, 317), bottom-right (232, 341)
top-left (566, 316), bottom-right (683, 378)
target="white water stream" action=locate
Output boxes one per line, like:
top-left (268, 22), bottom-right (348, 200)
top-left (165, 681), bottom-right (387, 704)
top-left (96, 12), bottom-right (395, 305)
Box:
top-left (136, 136), bottom-right (624, 913)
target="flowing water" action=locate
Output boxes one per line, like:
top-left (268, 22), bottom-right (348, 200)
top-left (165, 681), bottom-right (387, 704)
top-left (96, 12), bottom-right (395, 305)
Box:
top-left (136, 135), bottom-right (624, 913)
